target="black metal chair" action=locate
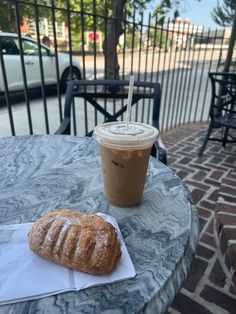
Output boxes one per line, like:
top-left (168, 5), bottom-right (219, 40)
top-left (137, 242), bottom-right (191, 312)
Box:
top-left (199, 72), bottom-right (236, 156)
top-left (55, 79), bottom-right (167, 165)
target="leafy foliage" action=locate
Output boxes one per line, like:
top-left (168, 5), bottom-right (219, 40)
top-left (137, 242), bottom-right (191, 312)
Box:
top-left (212, 0), bottom-right (236, 27)
top-left (0, 0), bottom-right (53, 32)
top-left (0, 0), bottom-right (155, 33)
top-left (151, 0), bottom-right (205, 24)
top-left (0, 1), bottom-right (30, 32)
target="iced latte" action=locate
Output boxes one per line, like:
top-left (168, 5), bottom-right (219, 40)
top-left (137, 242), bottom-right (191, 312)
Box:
top-left (94, 122), bottom-right (159, 207)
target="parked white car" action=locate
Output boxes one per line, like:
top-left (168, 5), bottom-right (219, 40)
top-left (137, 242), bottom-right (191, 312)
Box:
top-left (0, 32), bottom-right (82, 93)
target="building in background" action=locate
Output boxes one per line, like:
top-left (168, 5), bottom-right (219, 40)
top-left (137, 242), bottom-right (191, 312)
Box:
top-left (21, 17), bottom-right (68, 49)
top-left (167, 17), bottom-right (203, 49)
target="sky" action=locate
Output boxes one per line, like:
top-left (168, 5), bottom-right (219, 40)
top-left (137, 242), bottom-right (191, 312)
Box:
top-left (180, 0), bottom-right (224, 29)
top-left (148, 0), bottom-right (225, 30)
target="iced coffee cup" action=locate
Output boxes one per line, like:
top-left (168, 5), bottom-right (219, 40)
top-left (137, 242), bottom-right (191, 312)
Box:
top-left (94, 121), bottom-right (159, 207)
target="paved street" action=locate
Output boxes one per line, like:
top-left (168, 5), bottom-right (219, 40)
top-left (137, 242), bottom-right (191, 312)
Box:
top-left (0, 88), bottom-right (63, 137)
top-left (0, 49), bottom-right (225, 137)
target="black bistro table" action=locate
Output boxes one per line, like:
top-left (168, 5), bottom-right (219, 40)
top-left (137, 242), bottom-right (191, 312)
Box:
top-left (0, 135), bottom-right (198, 314)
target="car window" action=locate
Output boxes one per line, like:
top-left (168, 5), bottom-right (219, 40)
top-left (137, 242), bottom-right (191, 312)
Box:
top-left (21, 39), bottom-right (49, 57)
top-left (0, 37), bottom-right (19, 55)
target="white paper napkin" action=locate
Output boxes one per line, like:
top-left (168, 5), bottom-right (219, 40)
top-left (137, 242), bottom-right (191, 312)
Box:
top-left (0, 213), bottom-right (136, 305)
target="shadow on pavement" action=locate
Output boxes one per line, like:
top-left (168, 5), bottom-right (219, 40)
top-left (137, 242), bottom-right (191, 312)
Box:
top-left (0, 86), bottom-right (58, 107)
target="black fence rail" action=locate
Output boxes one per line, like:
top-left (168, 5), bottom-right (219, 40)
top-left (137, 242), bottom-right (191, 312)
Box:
top-left (0, 0), bottom-right (235, 137)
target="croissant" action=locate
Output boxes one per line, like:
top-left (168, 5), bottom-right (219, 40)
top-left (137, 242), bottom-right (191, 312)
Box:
top-left (28, 209), bottom-right (122, 275)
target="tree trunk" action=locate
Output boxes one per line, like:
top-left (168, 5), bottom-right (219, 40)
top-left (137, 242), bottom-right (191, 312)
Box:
top-left (223, 9), bottom-right (236, 72)
top-left (104, 0), bottom-right (126, 80)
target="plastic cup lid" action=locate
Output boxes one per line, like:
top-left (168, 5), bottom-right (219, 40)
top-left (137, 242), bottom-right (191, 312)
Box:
top-left (93, 121), bottom-right (159, 148)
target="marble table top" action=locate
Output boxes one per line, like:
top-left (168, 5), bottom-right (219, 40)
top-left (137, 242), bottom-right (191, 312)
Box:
top-left (0, 135), bottom-right (198, 314)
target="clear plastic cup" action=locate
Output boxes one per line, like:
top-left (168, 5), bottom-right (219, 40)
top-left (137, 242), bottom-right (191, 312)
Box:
top-left (94, 121), bottom-right (159, 207)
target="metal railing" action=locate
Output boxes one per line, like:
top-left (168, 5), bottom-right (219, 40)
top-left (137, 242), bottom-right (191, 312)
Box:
top-left (0, 0), bottom-right (235, 137)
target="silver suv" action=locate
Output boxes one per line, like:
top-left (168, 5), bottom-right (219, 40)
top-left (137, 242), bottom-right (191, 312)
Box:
top-left (0, 32), bottom-right (82, 93)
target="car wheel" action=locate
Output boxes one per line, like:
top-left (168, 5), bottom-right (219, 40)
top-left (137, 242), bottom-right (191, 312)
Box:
top-left (60, 67), bottom-right (81, 93)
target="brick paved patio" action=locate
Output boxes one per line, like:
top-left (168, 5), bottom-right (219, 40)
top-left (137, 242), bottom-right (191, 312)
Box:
top-left (163, 123), bottom-right (236, 314)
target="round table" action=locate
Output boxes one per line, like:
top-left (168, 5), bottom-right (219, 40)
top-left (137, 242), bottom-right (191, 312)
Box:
top-left (0, 135), bottom-right (198, 314)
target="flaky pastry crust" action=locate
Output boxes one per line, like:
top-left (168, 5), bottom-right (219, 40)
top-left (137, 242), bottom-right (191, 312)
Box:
top-left (28, 209), bottom-right (121, 275)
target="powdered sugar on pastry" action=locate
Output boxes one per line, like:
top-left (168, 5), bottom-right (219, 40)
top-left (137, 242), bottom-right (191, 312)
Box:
top-left (28, 209), bottom-right (122, 275)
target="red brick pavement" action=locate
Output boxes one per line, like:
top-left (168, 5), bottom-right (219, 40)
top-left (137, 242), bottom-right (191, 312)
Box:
top-left (163, 123), bottom-right (236, 314)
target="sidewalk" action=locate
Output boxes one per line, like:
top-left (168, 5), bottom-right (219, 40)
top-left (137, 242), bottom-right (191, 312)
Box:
top-left (162, 123), bottom-right (236, 314)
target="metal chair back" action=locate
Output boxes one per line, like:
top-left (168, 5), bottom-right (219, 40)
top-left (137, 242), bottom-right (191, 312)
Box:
top-left (55, 79), bottom-right (167, 164)
top-left (199, 72), bottom-right (236, 156)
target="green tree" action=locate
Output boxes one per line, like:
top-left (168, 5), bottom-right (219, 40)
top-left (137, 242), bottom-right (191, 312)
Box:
top-left (152, 0), bottom-right (180, 24)
top-left (212, 0), bottom-right (235, 27)
top-left (0, 0), bottom-right (51, 32)
top-left (36, 0), bottom-right (148, 79)
top-left (103, 0), bottom-right (187, 79)
top-left (0, 1), bottom-right (32, 32)
top-left (0, 0), bottom-right (202, 79)
top-left (211, 0), bottom-right (236, 72)
top-left (55, 0), bottom-right (149, 79)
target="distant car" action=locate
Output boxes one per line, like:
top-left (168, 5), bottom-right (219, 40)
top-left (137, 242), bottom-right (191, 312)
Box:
top-left (0, 32), bottom-right (82, 93)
